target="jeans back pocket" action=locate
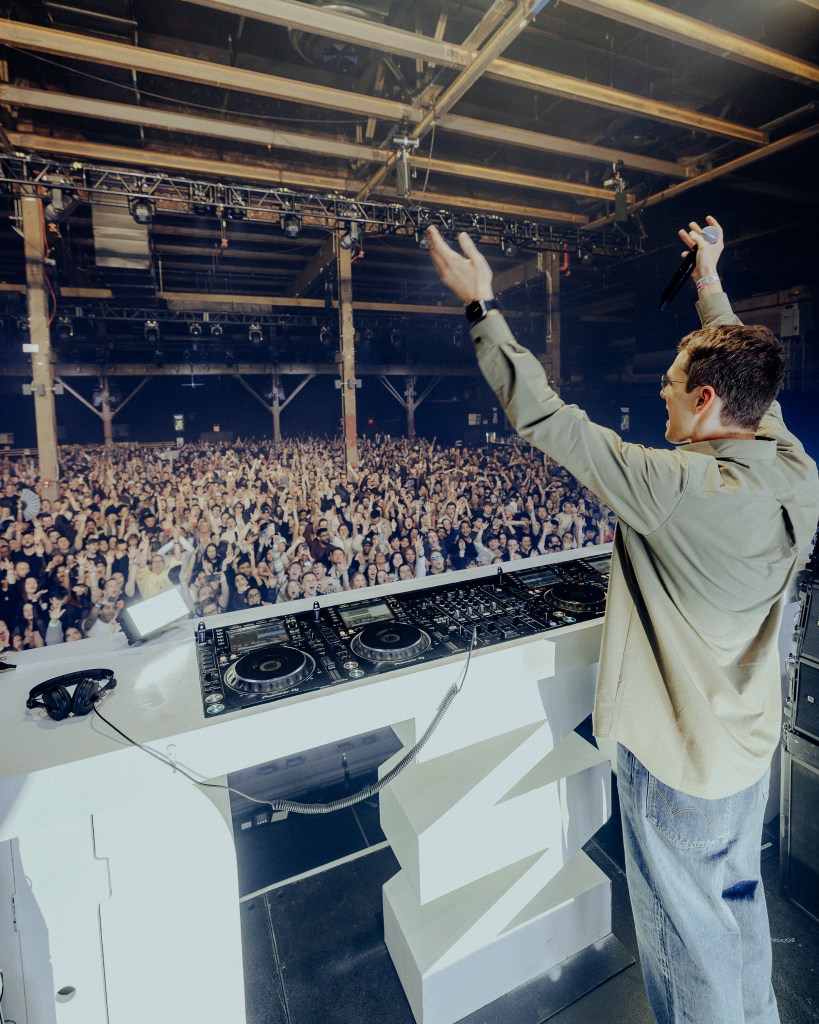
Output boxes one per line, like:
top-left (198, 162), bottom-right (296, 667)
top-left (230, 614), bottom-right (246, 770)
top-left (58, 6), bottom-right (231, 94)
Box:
top-left (646, 773), bottom-right (731, 849)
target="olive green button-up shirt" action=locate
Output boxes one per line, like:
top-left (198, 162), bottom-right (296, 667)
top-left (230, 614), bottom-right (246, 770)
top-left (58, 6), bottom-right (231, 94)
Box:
top-left (471, 292), bottom-right (819, 798)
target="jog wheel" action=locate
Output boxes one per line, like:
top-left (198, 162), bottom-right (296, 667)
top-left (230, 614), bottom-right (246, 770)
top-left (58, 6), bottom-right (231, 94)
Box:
top-left (350, 621), bottom-right (431, 664)
top-left (544, 582), bottom-right (607, 615)
top-left (225, 645), bottom-right (315, 694)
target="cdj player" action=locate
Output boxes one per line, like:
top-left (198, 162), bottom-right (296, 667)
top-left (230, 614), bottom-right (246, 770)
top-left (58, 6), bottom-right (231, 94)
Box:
top-left (195, 553), bottom-right (611, 717)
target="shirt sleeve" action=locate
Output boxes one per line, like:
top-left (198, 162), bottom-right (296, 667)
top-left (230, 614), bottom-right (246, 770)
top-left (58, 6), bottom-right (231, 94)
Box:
top-left (470, 315), bottom-right (687, 536)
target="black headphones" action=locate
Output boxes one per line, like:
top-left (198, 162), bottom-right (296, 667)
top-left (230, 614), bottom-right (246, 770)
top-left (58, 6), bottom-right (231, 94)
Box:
top-left (27, 668), bottom-right (117, 721)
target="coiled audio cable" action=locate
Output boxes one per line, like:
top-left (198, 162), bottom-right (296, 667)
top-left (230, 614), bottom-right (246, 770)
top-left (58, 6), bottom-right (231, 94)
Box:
top-left (93, 627), bottom-right (477, 815)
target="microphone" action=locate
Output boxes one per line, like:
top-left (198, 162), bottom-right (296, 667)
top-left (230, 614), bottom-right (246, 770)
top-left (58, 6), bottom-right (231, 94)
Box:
top-left (657, 225), bottom-right (719, 310)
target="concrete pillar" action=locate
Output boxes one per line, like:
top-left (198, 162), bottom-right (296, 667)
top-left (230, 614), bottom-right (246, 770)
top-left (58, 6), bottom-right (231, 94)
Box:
top-left (336, 243), bottom-right (359, 472)
top-left (271, 374), bottom-right (282, 443)
top-left (21, 196), bottom-right (59, 500)
top-left (406, 376), bottom-right (417, 438)
top-left (543, 251), bottom-right (561, 389)
top-left (100, 376), bottom-right (114, 449)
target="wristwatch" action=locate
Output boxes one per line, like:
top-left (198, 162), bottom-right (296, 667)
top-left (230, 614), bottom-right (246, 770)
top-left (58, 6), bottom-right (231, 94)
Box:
top-left (465, 298), bottom-right (500, 325)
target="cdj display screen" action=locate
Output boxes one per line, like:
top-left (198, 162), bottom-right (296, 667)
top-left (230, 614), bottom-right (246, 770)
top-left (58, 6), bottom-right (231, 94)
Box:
top-left (585, 555), bottom-right (612, 577)
top-left (229, 619), bottom-right (289, 652)
top-left (339, 601), bottom-right (394, 629)
top-left (521, 568), bottom-right (561, 590)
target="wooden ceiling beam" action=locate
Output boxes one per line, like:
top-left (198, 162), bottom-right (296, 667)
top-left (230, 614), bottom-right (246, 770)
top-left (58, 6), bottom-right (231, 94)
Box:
top-left (561, 0), bottom-right (819, 87)
top-left (437, 114), bottom-right (687, 178)
top-left (180, 0), bottom-right (470, 66)
top-left (423, 156), bottom-right (614, 201)
top-left (0, 21), bottom-right (413, 124)
top-left (0, 86), bottom-right (388, 165)
top-left (159, 291), bottom-right (467, 315)
top-left (289, 236), bottom-right (336, 299)
top-left (487, 59), bottom-right (766, 144)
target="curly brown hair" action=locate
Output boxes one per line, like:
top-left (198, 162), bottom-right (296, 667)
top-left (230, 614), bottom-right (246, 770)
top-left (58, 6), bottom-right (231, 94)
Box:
top-left (678, 323), bottom-right (785, 431)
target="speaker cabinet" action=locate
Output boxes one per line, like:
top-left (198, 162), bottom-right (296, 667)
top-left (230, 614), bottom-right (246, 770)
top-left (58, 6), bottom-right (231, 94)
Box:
top-left (790, 658), bottom-right (819, 744)
top-left (796, 581), bottom-right (819, 663)
top-left (780, 731), bottom-right (819, 924)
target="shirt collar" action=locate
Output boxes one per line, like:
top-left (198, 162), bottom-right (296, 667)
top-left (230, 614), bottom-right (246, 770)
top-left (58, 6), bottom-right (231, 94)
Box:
top-left (680, 435), bottom-right (776, 461)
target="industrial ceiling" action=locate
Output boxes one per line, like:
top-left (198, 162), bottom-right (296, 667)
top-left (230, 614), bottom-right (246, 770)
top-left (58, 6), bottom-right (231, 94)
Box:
top-left (0, 0), bottom-right (817, 368)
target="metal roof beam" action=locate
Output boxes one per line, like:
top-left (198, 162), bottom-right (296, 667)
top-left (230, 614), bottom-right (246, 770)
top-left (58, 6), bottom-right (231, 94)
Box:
top-left (180, 0), bottom-right (769, 142)
top-left (356, 0), bottom-right (555, 198)
top-left (586, 123), bottom-right (819, 227)
top-left (0, 20), bottom-right (704, 178)
top-left (560, 0), bottom-right (819, 87)
top-left (0, 18), bottom-right (766, 155)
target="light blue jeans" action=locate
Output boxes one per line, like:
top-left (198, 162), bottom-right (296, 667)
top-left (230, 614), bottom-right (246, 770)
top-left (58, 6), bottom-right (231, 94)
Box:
top-left (617, 744), bottom-right (779, 1024)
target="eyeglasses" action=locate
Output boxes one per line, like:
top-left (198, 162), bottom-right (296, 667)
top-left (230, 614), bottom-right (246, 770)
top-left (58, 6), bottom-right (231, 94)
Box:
top-left (660, 374), bottom-right (687, 390)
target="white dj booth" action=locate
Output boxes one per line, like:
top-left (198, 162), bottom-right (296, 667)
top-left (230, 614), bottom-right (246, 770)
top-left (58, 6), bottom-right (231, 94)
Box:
top-left (0, 548), bottom-right (623, 1024)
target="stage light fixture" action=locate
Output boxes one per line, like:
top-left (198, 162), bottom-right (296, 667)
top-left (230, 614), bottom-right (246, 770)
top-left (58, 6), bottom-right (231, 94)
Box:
top-left (248, 323), bottom-right (263, 345)
top-left (16, 317), bottom-right (29, 333)
top-left (154, 348), bottom-right (165, 368)
top-left (144, 319), bottom-right (160, 343)
top-left (190, 185), bottom-right (216, 216)
top-left (224, 348), bottom-right (235, 368)
top-left (224, 189), bottom-right (248, 220)
top-left (44, 187), bottom-right (81, 224)
top-left (189, 322), bottom-right (203, 336)
top-left (129, 196), bottom-right (155, 225)
top-left (319, 325), bottom-right (333, 347)
top-left (390, 327), bottom-right (403, 349)
top-left (210, 323), bottom-right (224, 337)
top-left (500, 237), bottom-right (518, 258)
top-left (393, 134), bottom-right (419, 199)
top-left (339, 222), bottom-right (360, 251)
top-left (281, 213), bottom-right (301, 239)
top-left (55, 316), bottom-right (73, 340)
top-left (415, 229), bottom-right (431, 250)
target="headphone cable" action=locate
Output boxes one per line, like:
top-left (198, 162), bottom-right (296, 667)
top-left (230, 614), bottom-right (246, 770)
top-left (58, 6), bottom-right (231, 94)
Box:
top-left (92, 628), bottom-right (476, 815)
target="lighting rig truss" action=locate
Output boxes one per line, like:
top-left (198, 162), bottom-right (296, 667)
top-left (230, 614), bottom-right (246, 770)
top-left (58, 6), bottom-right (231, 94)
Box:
top-left (63, 309), bottom-right (332, 328)
top-left (0, 153), bottom-right (643, 260)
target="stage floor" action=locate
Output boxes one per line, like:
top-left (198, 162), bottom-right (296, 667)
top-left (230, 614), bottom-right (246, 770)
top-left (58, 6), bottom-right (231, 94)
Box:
top-left (231, 724), bottom-right (819, 1024)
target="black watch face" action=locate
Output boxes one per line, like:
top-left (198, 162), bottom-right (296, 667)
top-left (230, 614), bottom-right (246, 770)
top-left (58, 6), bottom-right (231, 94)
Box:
top-left (465, 300), bottom-right (485, 324)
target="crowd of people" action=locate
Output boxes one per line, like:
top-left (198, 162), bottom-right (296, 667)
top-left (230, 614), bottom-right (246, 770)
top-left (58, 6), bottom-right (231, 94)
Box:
top-left (0, 436), bottom-right (614, 651)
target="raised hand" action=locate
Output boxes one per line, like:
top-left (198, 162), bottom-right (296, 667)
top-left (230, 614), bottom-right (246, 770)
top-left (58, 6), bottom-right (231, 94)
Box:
top-left (677, 215), bottom-right (723, 285)
top-left (426, 227), bottom-right (494, 305)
